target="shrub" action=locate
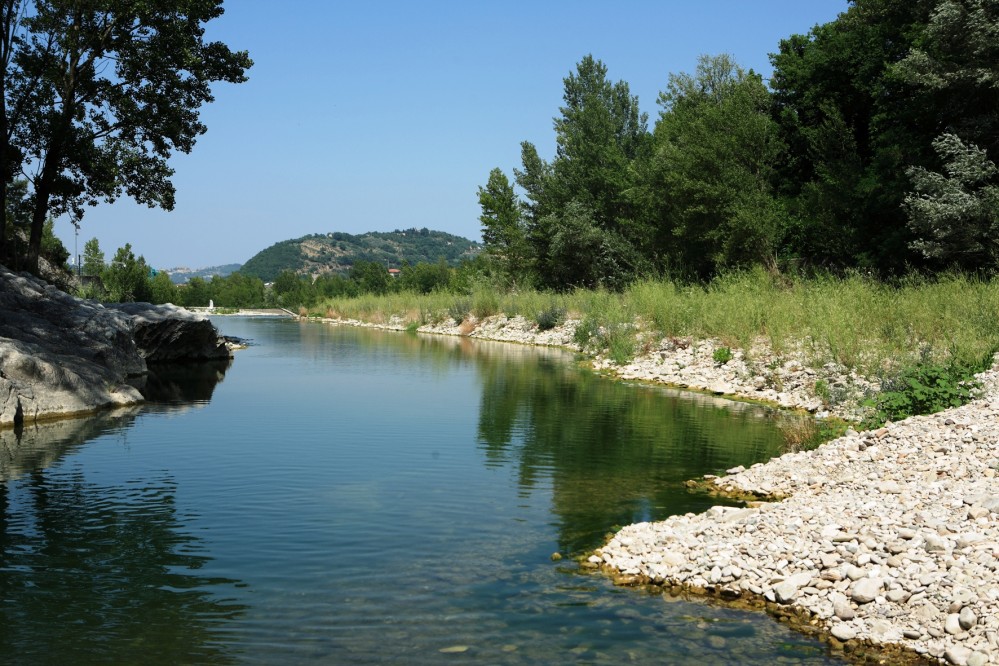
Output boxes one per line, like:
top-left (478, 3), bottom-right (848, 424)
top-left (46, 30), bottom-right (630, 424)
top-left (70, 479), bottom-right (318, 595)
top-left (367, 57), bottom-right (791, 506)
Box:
top-left (535, 305), bottom-right (566, 331)
top-left (713, 346), bottom-right (733, 364)
top-left (573, 316), bottom-right (600, 348)
top-left (448, 299), bottom-right (470, 324)
top-left (605, 324), bottom-right (636, 365)
top-left (866, 361), bottom-right (983, 427)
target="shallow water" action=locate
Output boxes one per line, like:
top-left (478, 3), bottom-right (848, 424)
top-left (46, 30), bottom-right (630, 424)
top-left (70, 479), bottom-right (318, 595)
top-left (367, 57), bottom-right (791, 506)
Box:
top-left (0, 318), bottom-right (843, 664)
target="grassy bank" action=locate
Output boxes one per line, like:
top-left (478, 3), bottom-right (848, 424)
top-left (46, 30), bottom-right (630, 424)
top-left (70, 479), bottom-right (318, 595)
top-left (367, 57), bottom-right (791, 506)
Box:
top-left (312, 269), bottom-right (999, 377)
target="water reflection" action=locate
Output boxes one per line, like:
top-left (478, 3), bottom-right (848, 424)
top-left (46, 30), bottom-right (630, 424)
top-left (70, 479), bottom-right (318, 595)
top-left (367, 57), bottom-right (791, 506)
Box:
top-left (136, 358), bottom-right (232, 403)
top-left (0, 469), bottom-right (246, 664)
top-left (0, 362), bottom-right (245, 665)
top-left (473, 350), bottom-right (783, 553)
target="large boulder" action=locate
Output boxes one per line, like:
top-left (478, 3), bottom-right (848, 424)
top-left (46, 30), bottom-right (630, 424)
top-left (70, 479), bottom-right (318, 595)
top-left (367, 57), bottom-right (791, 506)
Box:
top-left (0, 265), bottom-right (231, 427)
top-left (0, 267), bottom-right (146, 426)
top-left (109, 302), bottom-right (231, 363)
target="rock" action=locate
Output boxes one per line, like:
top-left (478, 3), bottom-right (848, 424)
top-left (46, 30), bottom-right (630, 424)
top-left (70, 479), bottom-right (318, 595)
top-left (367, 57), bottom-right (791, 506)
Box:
top-left (967, 652), bottom-right (989, 666)
top-left (946, 613), bottom-right (965, 635)
top-left (959, 606), bottom-right (977, 630)
top-left (851, 578), bottom-right (882, 604)
top-left (110, 302), bottom-right (231, 363)
top-left (830, 624), bottom-right (857, 641)
top-left (439, 645), bottom-right (470, 654)
top-left (0, 265), bottom-right (231, 427)
top-left (0, 266), bottom-right (145, 425)
top-left (833, 598), bottom-right (856, 621)
top-left (945, 645), bottom-right (972, 665)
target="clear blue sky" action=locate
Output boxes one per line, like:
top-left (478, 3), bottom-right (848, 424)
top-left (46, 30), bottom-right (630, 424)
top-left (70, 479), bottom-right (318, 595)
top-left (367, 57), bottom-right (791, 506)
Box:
top-left (55, 0), bottom-right (849, 270)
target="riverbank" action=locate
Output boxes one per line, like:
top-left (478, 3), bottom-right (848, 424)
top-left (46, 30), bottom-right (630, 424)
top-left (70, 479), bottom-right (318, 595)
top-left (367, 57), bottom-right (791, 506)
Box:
top-left (310, 310), bottom-right (999, 665)
top-left (318, 311), bottom-right (875, 422)
top-left (595, 361), bottom-right (999, 666)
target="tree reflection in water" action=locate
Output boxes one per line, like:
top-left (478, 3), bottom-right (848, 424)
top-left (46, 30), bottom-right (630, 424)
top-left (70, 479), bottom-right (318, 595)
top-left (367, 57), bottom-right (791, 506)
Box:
top-left (474, 351), bottom-right (785, 554)
top-left (0, 361), bottom-right (245, 665)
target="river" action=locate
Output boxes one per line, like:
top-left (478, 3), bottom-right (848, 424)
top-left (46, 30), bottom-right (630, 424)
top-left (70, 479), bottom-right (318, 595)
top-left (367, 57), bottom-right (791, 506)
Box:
top-left (0, 317), bottom-right (843, 664)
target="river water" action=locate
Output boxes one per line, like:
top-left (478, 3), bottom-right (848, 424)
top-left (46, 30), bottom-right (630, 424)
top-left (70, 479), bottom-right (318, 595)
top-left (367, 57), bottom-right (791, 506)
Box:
top-left (0, 317), bottom-right (842, 664)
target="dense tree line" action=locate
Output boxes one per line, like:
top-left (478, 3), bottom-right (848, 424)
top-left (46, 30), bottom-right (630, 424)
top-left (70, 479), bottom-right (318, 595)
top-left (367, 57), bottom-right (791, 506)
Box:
top-left (479, 0), bottom-right (999, 289)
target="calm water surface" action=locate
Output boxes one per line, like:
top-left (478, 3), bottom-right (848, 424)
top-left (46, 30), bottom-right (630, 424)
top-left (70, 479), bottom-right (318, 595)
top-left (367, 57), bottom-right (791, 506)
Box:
top-left (0, 318), bottom-right (843, 664)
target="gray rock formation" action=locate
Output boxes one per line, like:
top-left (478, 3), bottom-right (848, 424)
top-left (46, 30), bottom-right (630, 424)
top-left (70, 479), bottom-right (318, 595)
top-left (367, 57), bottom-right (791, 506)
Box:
top-left (0, 265), bottom-right (231, 427)
top-left (110, 302), bottom-right (230, 363)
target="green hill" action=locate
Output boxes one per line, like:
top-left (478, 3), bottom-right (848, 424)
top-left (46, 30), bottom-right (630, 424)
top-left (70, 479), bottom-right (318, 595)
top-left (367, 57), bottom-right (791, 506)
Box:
top-left (239, 228), bottom-right (480, 282)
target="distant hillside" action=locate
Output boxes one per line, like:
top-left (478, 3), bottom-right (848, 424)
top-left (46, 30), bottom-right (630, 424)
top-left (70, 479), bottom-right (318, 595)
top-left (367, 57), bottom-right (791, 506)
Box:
top-left (240, 228), bottom-right (479, 282)
top-left (166, 263), bottom-right (242, 284)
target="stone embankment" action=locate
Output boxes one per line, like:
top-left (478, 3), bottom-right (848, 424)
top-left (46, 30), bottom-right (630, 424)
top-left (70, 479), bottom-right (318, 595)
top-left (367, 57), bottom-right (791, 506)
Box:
top-left (319, 311), bottom-right (999, 664)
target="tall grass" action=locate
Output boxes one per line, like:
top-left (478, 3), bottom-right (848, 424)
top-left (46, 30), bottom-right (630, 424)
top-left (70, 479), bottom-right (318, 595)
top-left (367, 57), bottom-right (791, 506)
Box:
top-left (311, 270), bottom-right (999, 374)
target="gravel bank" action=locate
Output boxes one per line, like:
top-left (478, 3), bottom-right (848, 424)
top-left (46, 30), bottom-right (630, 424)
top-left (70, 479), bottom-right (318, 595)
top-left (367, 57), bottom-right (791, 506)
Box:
top-left (595, 362), bottom-right (999, 666)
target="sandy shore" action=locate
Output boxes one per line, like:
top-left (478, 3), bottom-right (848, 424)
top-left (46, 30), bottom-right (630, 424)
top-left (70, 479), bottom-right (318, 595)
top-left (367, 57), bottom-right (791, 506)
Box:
top-left (316, 312), bottom-right (998, 664)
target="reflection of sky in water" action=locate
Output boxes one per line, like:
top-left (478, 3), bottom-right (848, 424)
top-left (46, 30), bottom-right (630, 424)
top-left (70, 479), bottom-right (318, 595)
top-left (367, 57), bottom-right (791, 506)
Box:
top-left (0, 318), bottom-right (843, 665)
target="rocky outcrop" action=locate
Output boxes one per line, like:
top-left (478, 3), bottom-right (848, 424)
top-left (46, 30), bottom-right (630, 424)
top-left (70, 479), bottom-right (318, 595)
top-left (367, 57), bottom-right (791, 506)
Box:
top-left (0, 265), bottom-right (231, 428)
top-left (110, 302), bottom-right (230, 363)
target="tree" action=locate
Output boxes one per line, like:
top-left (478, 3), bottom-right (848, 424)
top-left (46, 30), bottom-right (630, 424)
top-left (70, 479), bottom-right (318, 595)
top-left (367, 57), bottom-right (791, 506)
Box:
top-left (648, 54), bottom-right (789, 276)
top-left (81, 236), bottom-right (103, 277)
top-left (180, 276), bottom-right (210, 307)
top-left (102, 243), bottom-right (151, 302)
top-left (349, 261), bottom-right (391, 295)
top-left (515, 55), bottom-right (651, 289)
top-left (150, 270), bottom-right (177, 304)
top-left (891, 0), bottom-right (999, 158)
top-left (1, 0), bottom-right (251, 274)
top-left (477, 167), bottom-right (530, 286)
top-left (904, 133), bottom-right (999, 270)
top-left (768, 0), bottom-right (942, 271)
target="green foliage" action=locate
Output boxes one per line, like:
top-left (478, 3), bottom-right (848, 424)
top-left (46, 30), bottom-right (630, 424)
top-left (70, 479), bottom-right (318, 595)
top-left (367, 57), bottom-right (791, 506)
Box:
top-left (210, 272), bottom-right (265, 307)
top-left (349, 261), bottom-right (391, 296)
top-left (82, 238), bottom-right (105, 277)
top-left (1, 0), bottom-right (251, 274)
top-left (777, 413), bottom-right (849, 453)
top-left (150, 271), bottom-right (178, 304)
top-left (478, 168), bottom-right (531, 286)
top-left (648, 54), bottom-right (789, 276)
top-left (712, 347), bottom-right (733, 364)
top-left (516, 55), bottom-right (650, 291)
top-left (180, 277), bottom-right (211, 307)
top-left (866, 361), bottom-right (983, 427)
top-left (397, 259), bottom-right (452, 294)
top-left (604, 325), bottom-right (636, 365)
top-left (471, 288), bottom-right (501, 319)
top-left (448, 299), bottom-right (470, 324)
top-left (535, 305), bottom-right (566, 332)
top-left (573, 316), bottom-right (600, 348)
top-left (103, 244), bottom-right (152, 303)
top-left (904, 133), bottom-right (999, 270)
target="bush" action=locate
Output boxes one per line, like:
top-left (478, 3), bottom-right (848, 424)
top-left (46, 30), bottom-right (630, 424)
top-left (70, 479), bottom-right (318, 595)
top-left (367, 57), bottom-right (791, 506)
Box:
top-left (866, 361), bottom-right (982, 427)
top-left (448, 299), bottom-right (470, 324)
top-left (535, 305), bottom-right (566, 331)
top-left (573, 316), bottom-right (600, 348)
top-left (713, 346), bottom-right (733, 364)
